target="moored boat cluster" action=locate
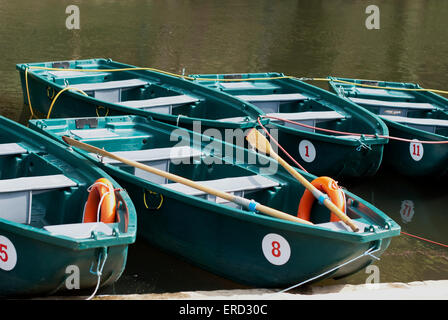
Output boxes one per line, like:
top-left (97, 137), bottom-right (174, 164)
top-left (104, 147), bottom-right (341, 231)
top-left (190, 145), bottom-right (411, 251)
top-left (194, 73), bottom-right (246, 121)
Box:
top-left (3, 57), bottom-right (446, 297)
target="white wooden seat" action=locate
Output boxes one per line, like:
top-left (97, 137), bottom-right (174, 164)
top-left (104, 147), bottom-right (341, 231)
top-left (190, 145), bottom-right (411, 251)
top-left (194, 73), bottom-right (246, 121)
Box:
top-left (71, 79), bottom-right (148, 92)
top-left (93, 146), bottom-right (203, 185)
top-left (317, 219), bottom-right (368, 233)
top-left (0, 143), bottom-right (27, 156)
top-left (70, 128), bottom-right (120, 139)
top-left (217, 116), bottom-right (254, 123)
top-left (349, 97), bottom-right (435, 110)
top-left (46, 70), bottom-right (111, 78)
top-left (163, 175), bottom-right (279, 208)
top-left (266, 111), bottom-right (344, 122)
top-left (267, 111), bottom-right (345, 133)
top-left (381, 115), bottom-right (448, 133)
top-left (349, 97), bottom-right (436, 117)
top-left (117, 95), bottom-right (199, 114)
top-left (235, 93), bottom-right (308, 114)
top-left (219, 82), bottom-right (258, 89)
top-left (333, 135), bottom-right (363, 140)
top-left (353, 87), bottom-right (415, 99)
top-left (44, 222), bottom-right (114, 239)
top-left (94, 146), bottom-right (202, 164)
top-left (0, 174), bottom-right (78, 224)
top-left (219, 81), bottom-right (281, 91)
top-left (236, 93), bottom-right (308, 102)
top-left (70, 79), bottom-right (149, 102)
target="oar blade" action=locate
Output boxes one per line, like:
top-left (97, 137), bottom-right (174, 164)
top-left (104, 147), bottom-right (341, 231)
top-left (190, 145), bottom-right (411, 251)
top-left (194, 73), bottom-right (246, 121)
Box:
top-left (246, 128), bottom-right (272, 155)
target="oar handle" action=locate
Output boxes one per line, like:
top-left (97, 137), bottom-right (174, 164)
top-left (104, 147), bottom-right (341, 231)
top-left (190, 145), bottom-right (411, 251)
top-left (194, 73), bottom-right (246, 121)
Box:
top-left (246, 129), bottom-right (359, 232)
top-left (62, 136), bottom-right (313, 226)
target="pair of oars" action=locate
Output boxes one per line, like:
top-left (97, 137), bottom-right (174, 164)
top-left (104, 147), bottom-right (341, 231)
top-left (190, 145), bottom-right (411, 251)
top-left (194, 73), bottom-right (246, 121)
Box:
top-left (246, 129), bottom-right (359, 232)
top-left (62, 130), bottom-right (359, 232)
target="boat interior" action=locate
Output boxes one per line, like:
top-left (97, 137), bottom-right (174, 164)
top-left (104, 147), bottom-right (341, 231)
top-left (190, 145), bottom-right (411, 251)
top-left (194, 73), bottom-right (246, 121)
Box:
top-left (31, 116), bottom-right (386, 232)
top-left (27, 60), bottom-right (256, 122)
top-left (0, 129), bottom-right (128, 239)
top-left (331, 79), bottom-right (448, 137)
top-left (0, 138), bottom-right (82, 228)
top-left (191, 73), bottom-right (381, 138)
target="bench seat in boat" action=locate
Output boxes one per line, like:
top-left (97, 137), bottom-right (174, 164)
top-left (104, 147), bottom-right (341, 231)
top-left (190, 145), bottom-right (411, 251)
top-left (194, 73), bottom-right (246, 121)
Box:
top-left (70, 79), bottom-right (149, 102)
top-left (163, 175), bottom-right (279, 207)
top-left (0, 174), bottom-right (78, 224)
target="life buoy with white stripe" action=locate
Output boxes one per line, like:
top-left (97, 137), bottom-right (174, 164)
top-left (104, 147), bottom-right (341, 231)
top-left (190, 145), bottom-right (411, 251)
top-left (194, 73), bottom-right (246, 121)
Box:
top-left (83, 178), bottom-right (117, 223)
top-left (297, 176), bottom-right (346, 222)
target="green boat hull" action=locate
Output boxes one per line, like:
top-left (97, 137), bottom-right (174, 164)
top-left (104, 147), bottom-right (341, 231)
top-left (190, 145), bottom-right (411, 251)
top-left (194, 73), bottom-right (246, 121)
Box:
top-left (190, 72), bottom-right (388, 177)
top-left (17, 60), bottom-right (387, 178)
top-left (0, 116), bottom-right (137, 297)
top-left (30, 115), bottom-right (400, 287)
top-left (328, 77), bottom-right (448, 176)
top-left (16, 59), bottom-right (260, 129)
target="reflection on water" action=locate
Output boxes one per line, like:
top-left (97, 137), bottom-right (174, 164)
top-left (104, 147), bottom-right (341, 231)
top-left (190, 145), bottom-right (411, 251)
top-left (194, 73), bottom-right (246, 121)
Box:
top-left (328, 167), bottom-right (448, 286)
top-left (0, 0), bottom-right (447, 295)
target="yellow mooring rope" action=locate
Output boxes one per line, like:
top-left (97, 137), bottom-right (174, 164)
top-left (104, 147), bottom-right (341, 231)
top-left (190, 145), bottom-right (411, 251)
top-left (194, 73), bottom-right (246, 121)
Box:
top-left (320, 78), bottom-right (448, 96)
top-left (23, 65), bottom-right (448, 121)
top-left (46, 86), bottom-right (88, 119)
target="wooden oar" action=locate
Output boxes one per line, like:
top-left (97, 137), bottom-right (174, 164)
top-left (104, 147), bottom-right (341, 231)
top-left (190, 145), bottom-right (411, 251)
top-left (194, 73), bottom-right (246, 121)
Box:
top-left (62, 136), bottom-right (313, 226)
top-left (245, 128), bottom-right (359, 232)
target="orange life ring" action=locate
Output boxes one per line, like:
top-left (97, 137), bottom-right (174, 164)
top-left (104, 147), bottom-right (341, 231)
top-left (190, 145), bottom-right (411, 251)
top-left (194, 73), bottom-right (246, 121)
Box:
top-left (83, 178), bottom-right (117, 223)
top-left (297, 176), bottom-right (346, 222)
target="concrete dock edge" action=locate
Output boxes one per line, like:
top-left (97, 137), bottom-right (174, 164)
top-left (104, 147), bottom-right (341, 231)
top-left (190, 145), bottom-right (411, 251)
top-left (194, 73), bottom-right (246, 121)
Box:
top-left (92, 280), bottom-right (448, 300)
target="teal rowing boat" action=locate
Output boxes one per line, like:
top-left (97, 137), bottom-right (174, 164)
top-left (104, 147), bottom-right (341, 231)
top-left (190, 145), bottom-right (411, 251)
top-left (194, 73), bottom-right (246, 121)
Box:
top-left (17, 59), bottom-right (387, 178)
top-left (29, 115), bottom-right (400, 288)
top-left (189, 72), bottom-right (389, 177)
top-left (0, 116), bottom-right (136, 297)
top-left (328, 77), bottom-right (448, 176)
top-left (16, 59), bottom-right (261, 130)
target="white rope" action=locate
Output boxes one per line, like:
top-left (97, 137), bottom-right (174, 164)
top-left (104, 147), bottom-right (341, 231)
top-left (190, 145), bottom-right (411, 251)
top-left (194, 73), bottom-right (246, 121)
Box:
top-left (86, 249), bottom-right (108, 301)
top-left (275, 246), bottom-right (381, 294)
top-left (176, 114), bottom-right (185, 127)
top-left (81, 181), bottom-right (113, 300)
top-left (86, 274), bottom-right (102, 301)
top-left (96, 191), bottom-right (110, 222)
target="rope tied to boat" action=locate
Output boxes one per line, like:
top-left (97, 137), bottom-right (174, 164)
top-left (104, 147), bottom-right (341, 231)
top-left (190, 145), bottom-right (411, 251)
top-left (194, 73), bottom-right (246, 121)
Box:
top-left (26, 65), bottom-right (448, 95)
top-left (143, 189), bottom-right (164, 210)
top-left (24, 65), bottom-right (448, 131)
top-left (95, 105), bottom-right (110, 117)
top-left (24, 66), bottom-right (89, 120)
top-left (256, 117), bottom-right (309, 172)
top-left (400, 231), bottom-right (448, 248)
top-left (356, 139), bottom-right (372, 151)
top-left (176, 114), bottom-right (186, 127)
top-left (261, 114), bottom-right (448, 144)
